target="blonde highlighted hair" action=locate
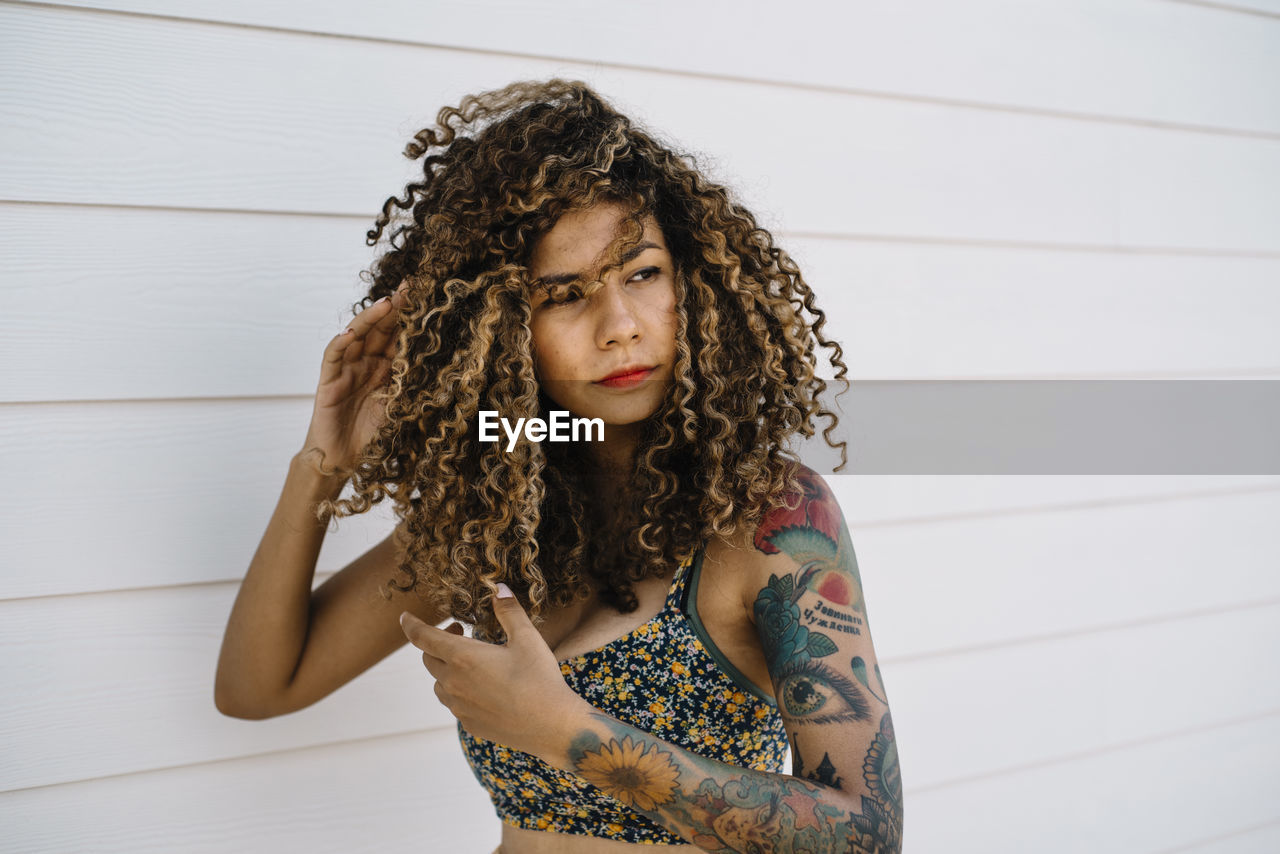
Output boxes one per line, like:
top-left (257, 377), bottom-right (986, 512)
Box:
top-left (315, 80), bottom-right (847, 640)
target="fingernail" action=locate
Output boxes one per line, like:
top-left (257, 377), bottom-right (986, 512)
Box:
top-left (399, 611), bottom-right (411, 627)
top-left (496, 582), bottom-right (514, 599)
top-left (374, 296), bottom-right (388, 305)
top-left (341, 327), bottom-right (354, 335)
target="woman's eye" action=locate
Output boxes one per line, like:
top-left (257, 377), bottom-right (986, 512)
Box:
top-left (776, 659), bottom-right (872, 725)
top-left (630, 266), bottom-right (660, 283)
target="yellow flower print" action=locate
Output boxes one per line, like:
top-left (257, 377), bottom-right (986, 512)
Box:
top-left (575, 735), bottom-right (681, 811)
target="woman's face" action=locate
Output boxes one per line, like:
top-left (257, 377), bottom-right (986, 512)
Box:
top-left (527, 202), bottom-right (678, 427)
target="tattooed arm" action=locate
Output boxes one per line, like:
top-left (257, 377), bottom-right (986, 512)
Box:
top-left (544, 468), bottom-right (902, 853)
top-left (747, 467), bottom-right (902, 851)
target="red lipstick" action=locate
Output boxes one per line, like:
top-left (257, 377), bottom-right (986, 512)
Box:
top-left (596, 366), bottom-right (656, 389)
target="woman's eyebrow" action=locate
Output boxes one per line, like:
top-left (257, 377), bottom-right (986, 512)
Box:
top-left (539, 241), bottom-right (661, 287)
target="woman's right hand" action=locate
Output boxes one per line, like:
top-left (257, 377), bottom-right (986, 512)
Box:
top-left (298, 282), bottom-right (409, 476)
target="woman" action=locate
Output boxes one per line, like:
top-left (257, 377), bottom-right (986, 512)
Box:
top-left (215, 79), bottom-right (902, 853)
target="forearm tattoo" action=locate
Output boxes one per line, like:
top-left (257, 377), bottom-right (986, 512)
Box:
top-left (569, 713), bottom-right (901, 853)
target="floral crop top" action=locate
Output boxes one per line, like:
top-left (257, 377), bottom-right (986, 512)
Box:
top-left (457, 546), bottom-right (789, 844)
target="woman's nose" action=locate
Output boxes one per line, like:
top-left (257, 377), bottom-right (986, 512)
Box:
top-left (594, 282), bottom-right (641, 347)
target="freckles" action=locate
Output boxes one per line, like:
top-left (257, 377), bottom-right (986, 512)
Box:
top-left (534, 343), bottom-right (579, 382)
top-left (542, 342), bottom-right (571, 363)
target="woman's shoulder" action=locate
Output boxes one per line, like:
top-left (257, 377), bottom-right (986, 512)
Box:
top-left (717, 462), bottom-right (840, 548)
top-left (706, 462), bottom-right (846, 609)
top-left (753, 462), bottom-right (844, 551)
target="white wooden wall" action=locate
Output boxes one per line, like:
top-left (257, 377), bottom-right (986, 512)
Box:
top-left (3, 1), bottom-right (1278, 851)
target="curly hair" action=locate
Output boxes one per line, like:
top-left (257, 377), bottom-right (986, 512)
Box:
top-left (313, 79), bottom-right (848, 641)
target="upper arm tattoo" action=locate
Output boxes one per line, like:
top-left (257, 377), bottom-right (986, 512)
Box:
top-left (751, 470), bottom-right (902, 839)
top-left (753, 470), bottom-right (880, 723)
top-left (755, 569), bottom-right (872, 725)
top-left (754, 469), bottom-right (864, 614)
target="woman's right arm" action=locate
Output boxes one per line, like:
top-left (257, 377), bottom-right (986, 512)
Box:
top-left (214, 281), bottom-right (443, 719)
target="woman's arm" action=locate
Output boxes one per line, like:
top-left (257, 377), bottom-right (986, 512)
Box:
top-left (541, 470), bottom-right (901, 853)
top-left (213, 450), bottom-right (345, 718)
top-left (402, 468), bottom-right (902, 853)
top-left (215, 283), bottom-right (447, 719)
top-left (547, 707), bottom-right (894, 853)
top-left (214, 453), bottom-right (447, 719)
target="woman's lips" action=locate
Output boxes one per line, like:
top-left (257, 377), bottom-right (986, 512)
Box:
top-left (595, 367), bottom-right (656, 389)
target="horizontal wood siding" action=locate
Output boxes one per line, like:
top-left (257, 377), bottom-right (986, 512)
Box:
top-left (3, 1), bottom-right (1277, 851)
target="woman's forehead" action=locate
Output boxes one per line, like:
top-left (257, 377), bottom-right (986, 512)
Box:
top-left (528, 203), bottom-right (666, 279)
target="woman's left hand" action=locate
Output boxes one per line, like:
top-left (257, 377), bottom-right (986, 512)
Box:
top-left (399, 585), bottom-right (584, 757)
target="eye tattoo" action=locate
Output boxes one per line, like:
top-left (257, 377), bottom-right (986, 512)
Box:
top-left (777, 659), bottom-right (872, 724)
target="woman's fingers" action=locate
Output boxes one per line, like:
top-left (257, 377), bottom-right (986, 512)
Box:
top-left (344, 296), bottom-right (391, 343)
top-left (342, 334), bottom-right (367, 364)
top-left (362, 294), bottom-right (402, 356)
top-left (421, 650), bottom-right (448, 679)
top-left (321, 326), bottom-right (357, 367)
top-left (319, 284), bottom-right (413, 383)
top-left (320, 296), bottom-right (391, 367)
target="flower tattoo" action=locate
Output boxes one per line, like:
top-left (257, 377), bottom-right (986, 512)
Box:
top-left (574, 734), bottom-right (681, 811)
top-left (753, 571), bottom-right (840, 665)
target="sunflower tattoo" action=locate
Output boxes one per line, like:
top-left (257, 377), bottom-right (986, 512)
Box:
top-left (574, 734), bottom-right (682, 811)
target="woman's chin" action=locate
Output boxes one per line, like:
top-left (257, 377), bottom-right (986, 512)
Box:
top-left (546, 393), bottom-right (668, 430)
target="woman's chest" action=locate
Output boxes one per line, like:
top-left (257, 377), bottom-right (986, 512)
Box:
top-left (533, 547), bottom-right (774, 701)
top-left (537, 571), bottom-right (674, 662)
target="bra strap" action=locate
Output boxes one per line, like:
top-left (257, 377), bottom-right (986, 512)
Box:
top-left (665, 544), bottom-right (703, 610)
